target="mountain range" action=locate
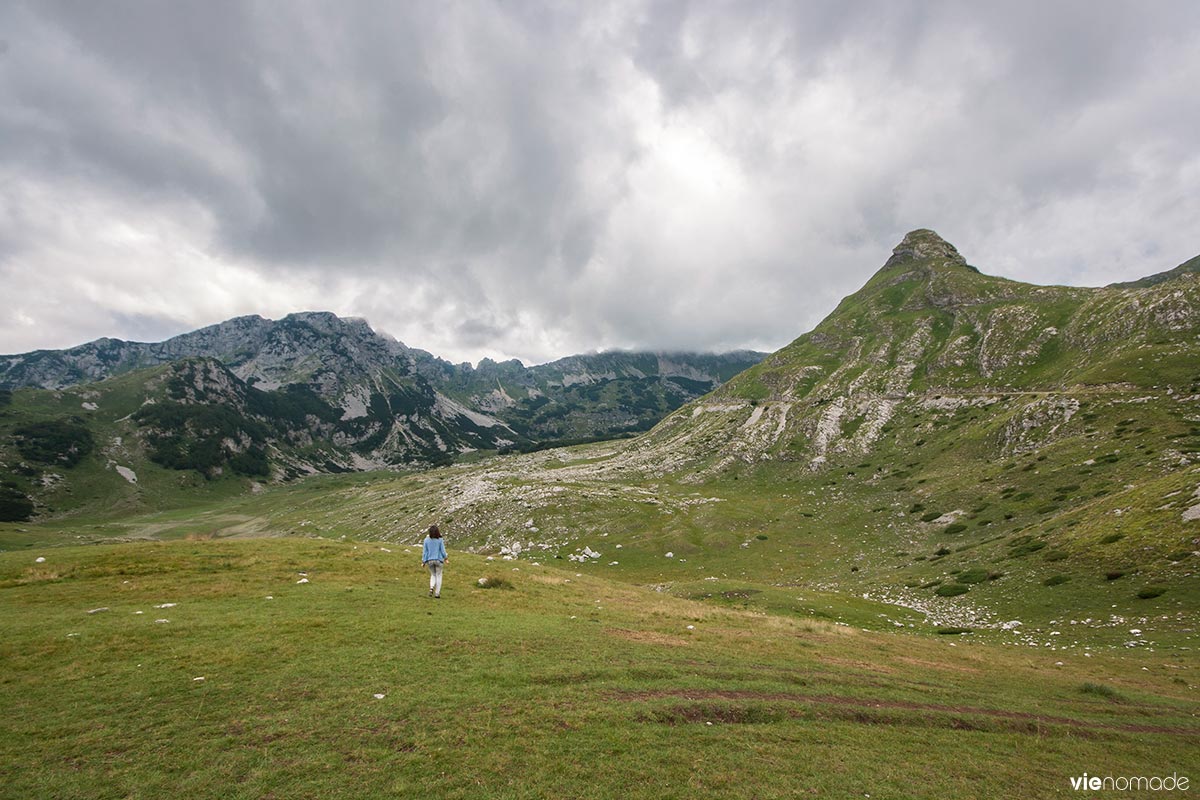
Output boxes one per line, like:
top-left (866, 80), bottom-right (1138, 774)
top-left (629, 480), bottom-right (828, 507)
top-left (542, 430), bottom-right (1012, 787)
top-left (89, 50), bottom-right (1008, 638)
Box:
top-left (0, 314), bottom-right (763, 519)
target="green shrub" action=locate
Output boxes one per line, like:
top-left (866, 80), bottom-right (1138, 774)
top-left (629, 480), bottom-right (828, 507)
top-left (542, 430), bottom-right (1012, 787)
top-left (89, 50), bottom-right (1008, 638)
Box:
top-left (934, 583), bottom-right (970, 597)
top-left (1043, 551), bottom-right (1069, 563)
top-left (957, 567), bottom-right (990, 584)
top-left (1009, 540), bottom-right (1046, 557)
top-left (943, 523), bottom-right (967, 534)
top-left (0, 481), bottom-right (34, 522)
top-left (1136, 586), bottom-right (1165, 599)
top-left (1099, 533), bottom-right (1124, 545)
top-left (1105, 570), bottom-right (1126, 581)
top-left (12, 418), bottom-right (94, 467)
top-left (920, 511), bottom-right (941, 522)
top-left (1043, 574), bottom-right (1070, 587)
top-left (1079, 682), bottom-right (1123, 700)
top-left (934, 547), bottom-right (951, 556)
top-left (936, 627), bottom-right (973, 635)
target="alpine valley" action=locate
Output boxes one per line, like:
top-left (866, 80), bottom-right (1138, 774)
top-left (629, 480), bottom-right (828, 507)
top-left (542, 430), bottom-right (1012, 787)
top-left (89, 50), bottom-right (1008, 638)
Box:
top-left (3, 230), bottom-right (1198, 798)
top-left (3, 228), bottom-right (1197, 635)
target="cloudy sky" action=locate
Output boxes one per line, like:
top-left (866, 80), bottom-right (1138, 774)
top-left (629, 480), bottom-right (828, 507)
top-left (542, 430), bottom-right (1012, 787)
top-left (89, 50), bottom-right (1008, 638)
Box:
top-left (2, 1), bottom-right (1198, 365)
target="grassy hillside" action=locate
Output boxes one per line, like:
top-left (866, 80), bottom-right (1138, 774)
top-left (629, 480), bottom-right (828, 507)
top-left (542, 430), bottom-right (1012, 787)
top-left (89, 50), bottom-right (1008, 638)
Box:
top-left (1, 537), bottom-right (1194, 798)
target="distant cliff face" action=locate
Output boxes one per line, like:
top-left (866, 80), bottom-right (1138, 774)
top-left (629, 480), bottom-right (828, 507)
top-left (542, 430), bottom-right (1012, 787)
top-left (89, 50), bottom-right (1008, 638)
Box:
top-left (0, 313), bottom-right (765, 503)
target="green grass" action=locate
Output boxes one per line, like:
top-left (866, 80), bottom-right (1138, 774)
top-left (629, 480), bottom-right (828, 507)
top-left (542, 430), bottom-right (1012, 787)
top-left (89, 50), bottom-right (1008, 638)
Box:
top-left (1, 538), bottom-right (1196, 798)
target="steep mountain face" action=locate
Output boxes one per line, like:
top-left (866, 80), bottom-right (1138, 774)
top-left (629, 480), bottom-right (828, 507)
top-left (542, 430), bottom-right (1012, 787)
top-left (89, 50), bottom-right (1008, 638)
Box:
top-left (0, 313), bottom-right (764, 446)
top-left (0, 313), bottom-right (763, 519)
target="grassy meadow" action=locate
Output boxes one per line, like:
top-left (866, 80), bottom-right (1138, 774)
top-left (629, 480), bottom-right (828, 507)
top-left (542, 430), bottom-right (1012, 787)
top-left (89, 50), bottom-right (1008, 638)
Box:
top-left (1, 535), bottom-right (1196, 799)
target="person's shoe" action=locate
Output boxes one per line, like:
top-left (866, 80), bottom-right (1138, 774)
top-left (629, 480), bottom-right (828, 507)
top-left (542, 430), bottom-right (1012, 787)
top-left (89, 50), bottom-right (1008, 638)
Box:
top-left (428, 588), bottom-right (434, 597)
top-left (434, 594), bottom-right (441, 599)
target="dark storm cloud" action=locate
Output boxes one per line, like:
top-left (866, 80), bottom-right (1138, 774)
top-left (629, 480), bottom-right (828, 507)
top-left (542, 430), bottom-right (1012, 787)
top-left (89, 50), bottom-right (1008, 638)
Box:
top-left (2, 1), bottom-right (1198, 362)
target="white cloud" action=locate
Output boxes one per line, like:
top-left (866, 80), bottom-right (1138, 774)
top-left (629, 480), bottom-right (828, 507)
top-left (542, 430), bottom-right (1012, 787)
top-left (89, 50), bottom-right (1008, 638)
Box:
top-left (1, 1), bottom-right (1197, 363)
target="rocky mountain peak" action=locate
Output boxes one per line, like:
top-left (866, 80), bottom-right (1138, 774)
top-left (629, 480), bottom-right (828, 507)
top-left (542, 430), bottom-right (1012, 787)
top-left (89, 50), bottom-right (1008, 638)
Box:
top-left (885, 229), bottom-right (967, 268)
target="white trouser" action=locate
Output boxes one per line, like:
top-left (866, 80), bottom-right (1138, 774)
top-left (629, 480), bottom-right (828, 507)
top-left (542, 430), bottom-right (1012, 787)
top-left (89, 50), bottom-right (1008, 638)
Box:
top-left (427, 561), bottom-right (443, 595)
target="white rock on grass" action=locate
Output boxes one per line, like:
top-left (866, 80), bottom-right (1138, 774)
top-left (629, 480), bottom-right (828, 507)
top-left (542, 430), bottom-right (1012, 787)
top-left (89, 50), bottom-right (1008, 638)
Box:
top-left (665, 552), bottom-right (673, 558)
top-left (35, 556), bottom-right (46, 563)
top-left (155, 619), bottom-right (170, 624)
top-left (87, 607), bottom-right (109, 614)
top-left (297, 578), bottom-right (309, 584)
top-left (373, 693), bottom-right (386, 700)
top-left (154, 603), bottom-right (177, 609)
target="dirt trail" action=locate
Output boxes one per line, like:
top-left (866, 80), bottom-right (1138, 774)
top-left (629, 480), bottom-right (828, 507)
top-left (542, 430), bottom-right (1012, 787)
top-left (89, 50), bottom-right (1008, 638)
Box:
top-left (610, 689), bottom-right (1199, 737)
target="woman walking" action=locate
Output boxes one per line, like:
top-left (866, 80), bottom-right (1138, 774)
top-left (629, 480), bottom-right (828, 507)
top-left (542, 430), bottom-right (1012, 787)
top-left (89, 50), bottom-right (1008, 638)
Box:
top-left (422, 524), bottom-right (448, 599)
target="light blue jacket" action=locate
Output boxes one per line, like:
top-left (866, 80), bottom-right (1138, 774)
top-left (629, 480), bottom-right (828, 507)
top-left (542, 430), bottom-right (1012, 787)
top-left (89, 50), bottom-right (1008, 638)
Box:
top-left (422, 536), bottom-right (447, 564)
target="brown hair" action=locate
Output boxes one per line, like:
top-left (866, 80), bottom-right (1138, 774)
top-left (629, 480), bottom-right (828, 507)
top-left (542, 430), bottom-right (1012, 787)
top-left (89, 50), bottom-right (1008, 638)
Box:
top-left (427, 524), bottom-right (441, 539)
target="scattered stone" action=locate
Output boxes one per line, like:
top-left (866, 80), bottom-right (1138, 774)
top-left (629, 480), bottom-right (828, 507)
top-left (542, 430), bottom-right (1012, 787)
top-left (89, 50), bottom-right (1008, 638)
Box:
top-left (192, 677), bottom-right (205, 682)
top-left (297, 578), bottom-right (309, 584)
top-left (154, 603), bottom-right (177, 609)
top-left (373, 693), bottom-right (386, 700)
top-left (665, 552), bottom-right (674, 558)
top-left (155, 619), bottom-right (170, 624)
top-left (35, 556), bottom-right (46, 563)
top-left (87, 607), bottom-right (109, 614)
